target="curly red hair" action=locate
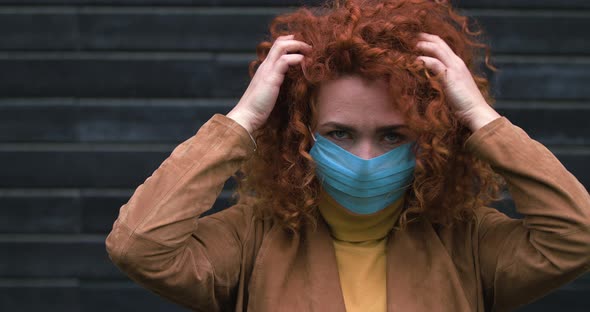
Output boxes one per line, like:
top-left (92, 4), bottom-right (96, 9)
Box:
top-left (235, 0), bottom-right (504, 233)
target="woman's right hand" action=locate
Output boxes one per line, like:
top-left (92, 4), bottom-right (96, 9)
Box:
top-left (227, 35), bottom-right (312, 134)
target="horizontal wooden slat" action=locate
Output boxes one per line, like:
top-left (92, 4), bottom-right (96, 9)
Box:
top-left (0, 0), bottom-right (589, 9)
top-left (77, 11), bottom-right (271, 52)
top-left (0, 239), bottom-right (121, 278)
top-left (549, 152), bottom-right (590, 191)
top-left (0, 190), bottom-right (235, 233)
top-left (0, 57), bottom-right (247, 97)
top-left (1, 99), bottom-right (587, 145)
top-left (0, 0), bottom-right (320, 6)
top-left (0, 280), bottom-right (188, 311)
top-left (496, 106), bottom-right (590, 145)
top-left (475, 15), bottom-right (590, 55)
top-left (0, 194), bottom-right (81, 233)
top-left (0, 148), bottom-right (246, 188)
top-left (491, 61), bottom-right (590, 101)
top-left (0, 58), bottom-right (588, 100)
top-left (0, 282), bottom-right (79, 311)
top-left (0, 12), bottom-right (78, 51)
top-left (0, 150), bottom-right (168, 188)
top-left (456, 0), bottom-right (590, 9)
top-left (0, 99), bottom-right (233, 143)
top-left (1, 11), bottom-right (589, 55)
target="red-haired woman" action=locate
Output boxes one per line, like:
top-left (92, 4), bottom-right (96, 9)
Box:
top-left (106, 0), bottom-right (590, 311)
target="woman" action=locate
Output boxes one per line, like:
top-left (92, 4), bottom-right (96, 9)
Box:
top-left (105, 0), bottom-right (590, 311)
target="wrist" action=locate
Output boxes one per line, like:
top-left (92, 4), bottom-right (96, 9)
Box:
top-left (459, 105), bottom-right (501, 133)
top-left (227, 109), bottom-right (255, 134)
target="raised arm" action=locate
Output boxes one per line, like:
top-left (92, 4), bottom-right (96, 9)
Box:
top-left (415, 32), bottom-right (590, 310)
top-left (106, 34), bottom-right (311, 310)
top-left (105, 115), bottom-right (256, 310)
top-left (466, 117), bottom-right (590, 311)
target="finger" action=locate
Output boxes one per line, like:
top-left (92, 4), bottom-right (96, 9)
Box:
top-left (287, 40), bottom-right (313, 55)
top-left (416, 56), bottom-right (446, 76)
top-left (267, 40), bottom-right (312, 63)
top-left (415, 41), bottom-right (453, 68)
top-left (276, 34), bottom-right (295, 41)
top-left (275, 54), bottom-right (306, 73)
top-left (418, 33), bottom-right (455, 56)
top-left (417, 33), bottom-right (460, 67)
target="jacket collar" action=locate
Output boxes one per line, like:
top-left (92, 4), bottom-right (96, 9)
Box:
top-left (305, 215), bottom-right (472, 311)
top-left (249, 212), bottom-right (471, 311)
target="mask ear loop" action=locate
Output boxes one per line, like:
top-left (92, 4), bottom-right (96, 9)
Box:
top-left (308, 126), bottom-right (317, 142)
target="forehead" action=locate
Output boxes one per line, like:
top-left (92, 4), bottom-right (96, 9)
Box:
top-left (315, 75), bottom-right (405, 127)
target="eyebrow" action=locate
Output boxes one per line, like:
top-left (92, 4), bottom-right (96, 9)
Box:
top-left (319, 121), bottom-right (408, 132)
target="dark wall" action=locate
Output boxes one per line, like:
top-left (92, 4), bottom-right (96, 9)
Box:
top-left (0, 0), bottom-right (588, 311)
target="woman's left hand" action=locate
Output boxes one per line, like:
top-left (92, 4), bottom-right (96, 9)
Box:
top-left (415, 32), bottom-right (500, 132)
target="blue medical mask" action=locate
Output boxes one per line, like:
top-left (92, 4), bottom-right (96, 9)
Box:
top-left (309, 133), bottom-right (416, 215)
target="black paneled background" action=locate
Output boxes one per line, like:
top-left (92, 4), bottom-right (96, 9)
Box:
top-left (0, 0), bottom-right (588, 311)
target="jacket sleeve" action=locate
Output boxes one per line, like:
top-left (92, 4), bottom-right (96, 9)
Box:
top-left (465, 117), bottom-right (590, 311)
top-left (105, 114), bottom-right (257, 311)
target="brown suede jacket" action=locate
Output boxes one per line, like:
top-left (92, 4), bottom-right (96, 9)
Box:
top-left (106, 114), bottom-right (590, 312)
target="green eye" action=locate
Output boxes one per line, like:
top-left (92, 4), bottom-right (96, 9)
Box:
top-left (328, 130), bottom-right (349, 140)
top-left (384, 133), bottom-right (402, 144)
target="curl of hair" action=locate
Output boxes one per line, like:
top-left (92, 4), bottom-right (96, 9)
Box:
top-left (235, 0), bottom-right (504, 234)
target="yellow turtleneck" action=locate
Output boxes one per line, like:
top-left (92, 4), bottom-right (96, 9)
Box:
top-left (317, 191), bottom-right (404, 312)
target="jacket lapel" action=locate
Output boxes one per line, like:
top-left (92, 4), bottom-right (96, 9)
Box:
top-left (304, 217), bottom-right (348, 311)
top-left (248, 218), bottom-right (346, 312)
top-left (386, 219), bottom-right (472, 311)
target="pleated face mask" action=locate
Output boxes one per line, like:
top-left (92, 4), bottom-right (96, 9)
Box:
top-left (309, 133), bottom-right (416, 215)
